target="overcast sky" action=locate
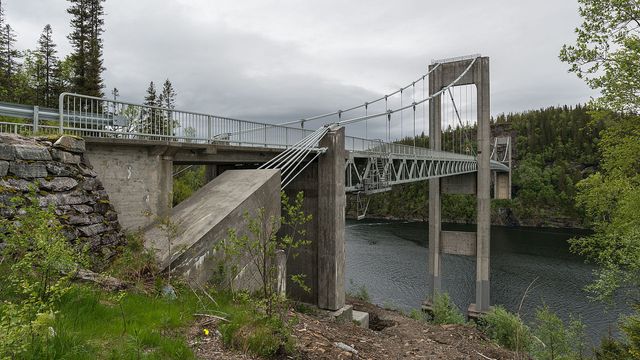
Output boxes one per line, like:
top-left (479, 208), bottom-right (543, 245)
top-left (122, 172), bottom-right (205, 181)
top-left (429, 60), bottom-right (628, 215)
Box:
top-left (7, 0), bottom-right (596, 134)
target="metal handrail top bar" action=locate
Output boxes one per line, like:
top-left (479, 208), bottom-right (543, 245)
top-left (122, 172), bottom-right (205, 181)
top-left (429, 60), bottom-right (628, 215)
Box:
top-left (58, 93), bottom-right (309, 131)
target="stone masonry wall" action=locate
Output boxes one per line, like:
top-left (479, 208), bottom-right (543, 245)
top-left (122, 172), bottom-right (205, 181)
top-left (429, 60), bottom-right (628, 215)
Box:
top-left (0, 134), bottom-right (124, 268)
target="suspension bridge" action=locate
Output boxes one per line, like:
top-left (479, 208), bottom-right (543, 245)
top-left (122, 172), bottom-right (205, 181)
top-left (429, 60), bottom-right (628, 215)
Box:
top-left (0, 55), bottom-right (510, 317)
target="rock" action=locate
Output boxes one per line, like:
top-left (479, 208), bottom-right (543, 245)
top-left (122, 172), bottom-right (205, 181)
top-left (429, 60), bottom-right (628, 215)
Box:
top-left (72, 268), bottom-right (127, 291)
top-left (78, 223), bottom-right (110, 237)
top-left (39, 177), bottom-right (79, 192)
top-left (67, 214), bottom-right (104, 225)
top-left (72, 204), bottom-right (93, 214)
top-left (0, 143), bottom-right (16, 160)
top-left (50, 149), bottom-right (81, 164)
top-left (45, 162), bottom-right (77, 177)
top-left (0, 160), bottom-right (8, 176)
top-left (39, 192), bottom-right (91, 207)
top-left (81, 177), bottom-right (103, 191)
top-left (94, 201), bottom-right (111, 214)
top-left (14, 145), bottom-right (52, 161)
top-left (53, 136), bottom-right (85, 153)
top-left (1, 178), bottom-right (34, 192)
top-left (104, 211), bottom-right (118, 221)
top-left (9, 162), bottom-right (48, 178)
top-left (78, 164), bottom-right (97, 177)
top-left (334, 342), bottom-right (358, 355)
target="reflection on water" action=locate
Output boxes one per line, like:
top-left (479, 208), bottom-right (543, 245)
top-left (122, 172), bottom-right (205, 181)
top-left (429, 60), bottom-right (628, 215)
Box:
top-left (345, 219), bottom-right (629, 345)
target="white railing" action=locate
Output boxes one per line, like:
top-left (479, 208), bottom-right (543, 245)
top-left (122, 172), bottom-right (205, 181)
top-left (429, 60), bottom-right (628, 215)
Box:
top-left (57, 93), bottom-right (315, 148)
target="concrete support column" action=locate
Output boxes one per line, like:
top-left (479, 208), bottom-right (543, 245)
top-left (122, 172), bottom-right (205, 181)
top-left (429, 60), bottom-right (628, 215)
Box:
top-left (474, 57), bottom-right (491, 312)
top-left (427, 64), bottom-right (442, 297)
top-left (317, 126), bottom-right (346, 310)
top-left (205, 164), bottom-right (217, 183)
top-left (158, 155), bottom-right (174, 217)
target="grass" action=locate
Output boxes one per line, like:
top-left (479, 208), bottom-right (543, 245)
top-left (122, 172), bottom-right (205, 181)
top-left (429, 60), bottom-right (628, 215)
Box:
top-left (11, 284), bottom-right (295, 359)
top-left (22, 284), bottom-right (199, 359)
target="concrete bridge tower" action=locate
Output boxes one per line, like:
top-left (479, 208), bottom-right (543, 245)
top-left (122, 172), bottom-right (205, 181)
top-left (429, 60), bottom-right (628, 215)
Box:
top-left (426, 56), bottom-right (492, 316)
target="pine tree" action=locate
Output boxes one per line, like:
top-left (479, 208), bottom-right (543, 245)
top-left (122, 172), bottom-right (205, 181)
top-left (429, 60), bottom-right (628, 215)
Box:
top-left (0, 23), bottom-right (19, 102)
top-left (141, 81), bottom-right (157, 135)
top-left (160, 79), bottom-right (176, 109)
top-left (36, 25), bottom-right (59, 107)
top-left (67, 0), bottom-right (105, 97)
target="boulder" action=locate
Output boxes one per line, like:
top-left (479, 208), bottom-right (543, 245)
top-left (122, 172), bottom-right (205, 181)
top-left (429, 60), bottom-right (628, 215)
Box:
top-left (51, 148), bottom-right (81, 164)
top-left (14, 145), bottom-right (52, 161)
top-left (0, 160), bottom-right (8, 176)
top-left (53, 136), bottom-right (85, 153)
top-left (9, 162), bottom-right (48, 178)
top-left (0, 143), bottom-right (15, 160)
top-left (39, 177), bottom-right (79, 192)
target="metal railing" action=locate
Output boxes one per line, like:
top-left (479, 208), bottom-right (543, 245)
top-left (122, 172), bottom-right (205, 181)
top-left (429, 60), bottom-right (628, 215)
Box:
top-left (57, 93), bottom-right (316, 148)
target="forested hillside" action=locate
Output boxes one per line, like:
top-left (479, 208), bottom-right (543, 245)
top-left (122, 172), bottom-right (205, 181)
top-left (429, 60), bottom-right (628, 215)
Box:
top-left (352, 104), bottom-right (606, 228)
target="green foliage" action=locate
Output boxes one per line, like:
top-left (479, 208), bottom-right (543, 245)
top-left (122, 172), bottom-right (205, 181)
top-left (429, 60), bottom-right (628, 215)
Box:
top-left (0, 195), bottom-right (86, 357)
top-left (593, 335), bottom-right (633, 360)
top-left (560, 0), bottom-right (640, 113)
top-left (532, 306), bottom-right (570, 360)
top-left (172, 165), bottom-right (206, 206)
top-left (480, 306), bottom-right (532, 353)
top-left (429, 293), bottom-right (465, 325)
top-left (570, 116), bottom-right (640, 304)
top-left (215, 191), bottom-right (311, 315)
top-left (107, 232), bottom-right (159, 287)
top-left (347, 279), bottom-right (371, 302)
top-left (621, 307), bottom-right (640, 359)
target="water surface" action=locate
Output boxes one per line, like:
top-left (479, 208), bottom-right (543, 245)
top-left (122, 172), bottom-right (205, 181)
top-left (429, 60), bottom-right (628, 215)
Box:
top-left (345, 219), bottom-right (629, 344)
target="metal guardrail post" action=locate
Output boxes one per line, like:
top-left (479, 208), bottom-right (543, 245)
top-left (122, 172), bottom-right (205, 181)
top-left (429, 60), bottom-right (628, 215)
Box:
top-left (33, 106), bottom-right (39, 134)
top-left (58, 93), bottom-right (64, 134)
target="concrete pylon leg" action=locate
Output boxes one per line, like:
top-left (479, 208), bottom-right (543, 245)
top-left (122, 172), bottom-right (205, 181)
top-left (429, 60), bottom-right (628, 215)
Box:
top-left (158, 155), bottom-right (173, 217)
top-left (317, 127), bottom-right (346, 310)
top-left (427, 65), bottom-right (443, 300)
top-left (474, 57), bottom-right (491, 313)
top-left (204, 164), bottom-right (217, 183)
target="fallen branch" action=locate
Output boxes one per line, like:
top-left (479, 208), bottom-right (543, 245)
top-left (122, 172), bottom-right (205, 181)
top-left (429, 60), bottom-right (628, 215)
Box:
top-left (475, 350), bottom-right (497, 360)
top-left (71, 268), bottom-right (128, 291)
top-left (194, 313), bottom-right (230, 323)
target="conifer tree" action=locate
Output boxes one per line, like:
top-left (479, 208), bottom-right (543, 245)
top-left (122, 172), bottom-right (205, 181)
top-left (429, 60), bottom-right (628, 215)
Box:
top-left (0, 0), bottom-right (20, 103)
top-left (160, 79), bottom-right (176, 109)
top-left (67, 0), bottom-right (105, 97)
top-left (36, 25), bottom-right (59, 107)
top-left (141, 81), bottom-right (157, 135)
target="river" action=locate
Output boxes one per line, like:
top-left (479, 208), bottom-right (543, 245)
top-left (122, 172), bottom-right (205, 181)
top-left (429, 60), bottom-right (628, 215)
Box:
top-left (345, 219), bottom-right (630, 345)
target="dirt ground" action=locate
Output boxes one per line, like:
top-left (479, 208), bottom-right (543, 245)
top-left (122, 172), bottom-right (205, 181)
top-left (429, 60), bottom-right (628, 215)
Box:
top-left (189, 298), bottom-right (521, 360)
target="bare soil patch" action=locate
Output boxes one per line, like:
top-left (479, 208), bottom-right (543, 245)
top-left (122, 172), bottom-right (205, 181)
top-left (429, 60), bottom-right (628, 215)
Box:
top-left (189, 299), bottom-right (521, 359)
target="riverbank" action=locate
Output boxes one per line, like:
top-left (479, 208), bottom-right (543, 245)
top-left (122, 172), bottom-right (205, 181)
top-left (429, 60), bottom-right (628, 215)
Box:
top-left (190, 297), bottom-right (518, 359)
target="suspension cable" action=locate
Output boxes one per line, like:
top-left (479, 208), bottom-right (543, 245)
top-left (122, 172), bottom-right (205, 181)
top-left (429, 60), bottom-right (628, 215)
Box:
top-left (333, 57), bottom-right (478, 127)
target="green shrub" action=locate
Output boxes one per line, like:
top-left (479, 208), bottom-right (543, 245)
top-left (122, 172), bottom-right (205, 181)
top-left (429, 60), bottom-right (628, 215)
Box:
top-left (108, 231), bottom-right (158, 287)
top-left (430, 293), bottom-right (465, 325)
top-left (532, 306), bottom-right (570, 359)
top-left (593, 335), bottom-right (633, 360)
top-left (0, 195), bottom-right (86, 357)
top-left (480, 306), bottom-right (532, 352)
top-left (621, 308), bottom-right (640, 359)
top-left (347, 280), bottom-right (371, 302)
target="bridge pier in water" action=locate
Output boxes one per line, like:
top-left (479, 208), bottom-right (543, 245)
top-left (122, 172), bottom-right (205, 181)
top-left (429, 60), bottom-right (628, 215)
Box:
top-left (425, 56), bottom-right (492, 316)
